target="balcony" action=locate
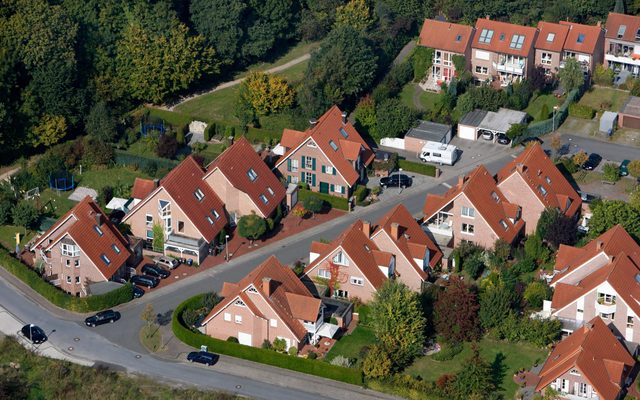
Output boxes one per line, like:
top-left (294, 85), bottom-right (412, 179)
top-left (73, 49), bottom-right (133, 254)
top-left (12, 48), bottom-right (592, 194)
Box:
top-left (605, 52), bottom-right (640, 66)
top-left (595, 300), bottom-right (616, 314)
top-left (493, 61), bottom-right (524, 75)
top-left (560, 60), bottom-right (590, 72)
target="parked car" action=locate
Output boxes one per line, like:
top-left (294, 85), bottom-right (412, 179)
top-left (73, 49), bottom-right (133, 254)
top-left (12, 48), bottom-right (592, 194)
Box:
top-left (582, 153), bottom-right (602, 171)
top-left (380, 174), bottom-right (412, 189)
top-left (141, 263), bottom-right (170, 279)
top-left (620, 159), bottom-right (630, 176)
top-left (480, 130), bottom-right (494, 141)
top-left (85, 310), bottom-right (121, 327)
top-left (132, 286), bottom-right (145, 298)
top-left (496, 133), bottom-right (511, 145)
top-left (153, 256), bottom-right (179, 270)
top-left (130, 274), bottom-right (159, 288)
top-left (520, 137), bottom-right (543, 146)
top-left (187, 351), bottom-right (219, 366)
top-left (21, 324), bottom-right (47, 344)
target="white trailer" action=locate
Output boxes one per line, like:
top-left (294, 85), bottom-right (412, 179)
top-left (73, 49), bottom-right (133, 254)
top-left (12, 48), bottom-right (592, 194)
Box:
top-left (418, 141), bottom-right (459, 166)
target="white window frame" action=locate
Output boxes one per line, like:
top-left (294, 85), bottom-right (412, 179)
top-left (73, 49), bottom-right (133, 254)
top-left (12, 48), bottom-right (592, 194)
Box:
top-left (235, 315), bottom-right (243, 324)
top-left (332, 251), bottom-right (349, 266)
top-left (600, 312), bottom-right (615, 320)
top-left (61, 243), bottom-right (79, 257)
top-left (146, 214), bottom-right (153, 227)
top-left (461, 223), bottom-right (475, 235)
top-left (461, 206), bottom-right (475, 218)
top-left (224, 312), bottom-right (231, 322)
top-left (350, 277), bottom-right (364, 286)
top-left (325, 166), bottom-right (334, 175)
top-left (290, 159), bottom-right (299, 172)
top-left (475, 65), bottom-right (488, 75)
top-left (334, 184), bottom-right (343, 193)
top-left (317, 269), bottom-right (331, 279)
top-left (259, 194), bottom-right (269, 204)
top-left (578, 382), bottom-right (588, 396)
top-left (247, 168), bottom-right (258, 181)
top-left (569, 368), bottom-right (580, 376)
top-left (270, 319), bottom-right (278, 328)
top-left (267, 187), bottom-right (274, 196)
top-left (541, 52), bottom-right (552, 65)
top-left (75, 276), bottom-right (80, 284)
top-left (194, 188), bottom-right (205, 201)
top-left (305, 173), bottom-right (314, 186)
top-left (66, 275), bottom-right (71, 283)
top-left (305, 157), bottom-right (315, 170)
top-left (598, 293), bottom-right (616, 304)
top-left (628, 316), bottom-right (634, 327)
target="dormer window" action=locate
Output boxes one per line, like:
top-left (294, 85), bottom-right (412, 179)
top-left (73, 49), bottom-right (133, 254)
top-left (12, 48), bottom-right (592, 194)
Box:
top-left (194, 188), bottom-right (205, 201)
top-left (112, 244), bottom-right (121, 254)
top-left (247, 168), bottom-right (258, 181)
top-left (100, 253), bottom-right (111, 265)
top-left (94, 225), bottom-right (104, 236)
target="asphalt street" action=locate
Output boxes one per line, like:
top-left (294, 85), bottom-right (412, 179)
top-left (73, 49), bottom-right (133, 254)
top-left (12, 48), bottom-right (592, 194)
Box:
top-left (545, 133), bottom-right (640, 162)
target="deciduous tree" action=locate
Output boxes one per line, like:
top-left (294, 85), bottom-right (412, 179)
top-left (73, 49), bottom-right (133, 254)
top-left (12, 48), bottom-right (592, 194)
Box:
top-left (629, 160), bottom-right (640, 177)
top-left (334, 0), bottom-right (374, 32)
top-left (31, 115), bottom-right (67, 148)
top-left (190, 0), bottom-right (247, 62)
top-left (374, 98), bottom-right (416, 141)
top-left (240, 72), bottom-right (295, 115)
top-left (237, 212), bottom-right (267, 244)
top-left (524, 281), bottom-right (551, 309)
top-left (558, 58), bottom-right (584, 93)
top-left (572, 150), bottom-right (588, 167)
top-left (434, 276), bottom-right (481, 343)
top-left (589, 200), bottom-right (640, 240)
top-left (86, 101), bottom-right (117, 143)
top-left (13, 201), bottom-right (39, 234)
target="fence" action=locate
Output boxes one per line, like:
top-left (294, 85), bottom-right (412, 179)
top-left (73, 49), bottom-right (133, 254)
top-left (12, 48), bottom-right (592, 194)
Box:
top-left (114, 150), bottom-right (179, 170)
top-left (513, 89), bottom-right (580, 145)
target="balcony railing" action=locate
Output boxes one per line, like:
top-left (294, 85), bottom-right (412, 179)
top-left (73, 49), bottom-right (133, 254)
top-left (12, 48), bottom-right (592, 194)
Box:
top-left (595, 301), bottom-right (616, 314)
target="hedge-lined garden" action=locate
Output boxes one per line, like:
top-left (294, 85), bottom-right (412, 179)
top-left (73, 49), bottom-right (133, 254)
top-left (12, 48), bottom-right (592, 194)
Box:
top-left (398, 160), bottom-right (437, 177)
top-left (0, 248), bottom-right (133, 312)
top-left (298, 188), bottom-right (349, 211)
top-left (173, 294), bottom-right (363, 385)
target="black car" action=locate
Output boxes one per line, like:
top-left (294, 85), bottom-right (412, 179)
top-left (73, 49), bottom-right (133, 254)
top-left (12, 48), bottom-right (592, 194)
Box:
top-left (21, 324), bottom-right (47, 344)
top-left (130, 274), bottom-right (160, 288)
top-left (187, 351), bottom-right (219, 366)
top-left (132, 285), bottom-right (145, 298)
top-left (85, 310), bottom-right (121, 327)
top-left (141, 263), bottom-right (170, 279)
top-left (496, 133), bottom-right (511, 145)
top-left (380, 174), bottom-right (412, 189)
top-left (520, 137), bottom-right (543, 146)
top-left (582, 153), bottom-right (602, 171)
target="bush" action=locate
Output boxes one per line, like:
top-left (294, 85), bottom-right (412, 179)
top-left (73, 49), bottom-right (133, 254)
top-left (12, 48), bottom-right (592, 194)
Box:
top-left (559, 158), bottom-right (577, 174)
top-left (227, 336), bottom-right (239, 343)
top-left (512, 257), bottom-right (537, 274)
top-left (603, 163), bottom-right (621, 182)
top-left (524, 281), bottom-right (551, 309)
top-left (82, 137), bottom-right (114, 166)
top-left (362, 345), bottom-right (392, 379)
top-left (431, 342), bottom-right (463, 361)
top-left (568, 104), bottom-right (595, 119)
top-left (261, 340), bottom-right (272, 350)
top-left (307, 352), bottom-right (318, 360)
top-left (288, 346), bottom-right (298, 356)
top-left (203, 123), bottom-right (214, 141)
top-left (272, 338), bottom-right (287, 352)
top-left (594, 64), bottom-right (614, 86)
top-left (494, 312), bottom-right (561, 347)
top-left (156, 134), bottom-right (179, 159)
top-left (298, 188), bottom-right (348, 211)
top-left (354, 185), bottom-right (368, 204)
top-left (629, 160), bottom-right (640, 178)
top-left (506, 123), bottom-right (527, 140)
top-left (330, 355), bottom-right (353, 368)
top-left (397, 160), bottom-right (436, 176)
top-left (173, 295), bottom-right (362, 385)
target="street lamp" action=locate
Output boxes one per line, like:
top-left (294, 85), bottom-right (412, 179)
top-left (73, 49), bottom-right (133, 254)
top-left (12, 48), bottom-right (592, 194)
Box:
top-left (552, 105), bottom-right (559, 132)
top-left (225, 234), bottom-right (230, 262)
top-left (398, 168), bottom-right (403, 190)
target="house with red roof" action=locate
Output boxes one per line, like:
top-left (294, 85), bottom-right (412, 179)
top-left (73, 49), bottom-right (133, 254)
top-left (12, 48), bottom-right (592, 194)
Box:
top-left (32, 196), bottom-right (133, 297)
top-left (204, 137), bottom-right (286, 223)
top-left (535, 316), bottom-right (635, 400)
top-left (418, 18), bottom-right (474, 91)
top-left (303, 205), bottom-right (443, 301)
top-left (496, 143), bottom-right (581, 235)
top-left (273, 106), bottom-right (374, 199)
top-left (422, 165), bottom-right (525, 250)
top-left (535, 21), bottom-right (604, 77)
top-left (122, 156), bottom-right (228, 263)
top-left (604, 12), bottom-right (640, 78)
top-left (201, 256), bottom-right (330, 349)
top-left (471, 17), bottom-right (538, 86)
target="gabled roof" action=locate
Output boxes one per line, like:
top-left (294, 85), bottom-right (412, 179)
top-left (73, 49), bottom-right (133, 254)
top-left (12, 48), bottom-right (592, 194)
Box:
top-left (131, 178), bottom-right (155, 200)
top-left (304, 221), bottom-right (389, 290)
top-left (551, 225), bottom-right (640, 284)
top-left (423, 165), bottom-right (524, 244)
top-left (535, 21), bottom-right (569, 52)
top-left (536, 317), bottom-right (634, 400)
top-left (203, 256), bottom-right (320, 341)
top-left (275, 106), bottom-right (374, 187)
top-left (605, 12), bottom-right (640, 42)
top-left (497, 143), bottom-right (581, 219)
top-left (36, 196), bottom-right (131, 279)
top-left (419, 18), bottom-right (474, 54)
top-left (472, 18), bottom-right (538, 57)
top-left (559, 21), bottom-right (603, 54)
top-left (373, 204), bottom-right (443, 276)
top-left (206, 137), bottom-right (286, 217)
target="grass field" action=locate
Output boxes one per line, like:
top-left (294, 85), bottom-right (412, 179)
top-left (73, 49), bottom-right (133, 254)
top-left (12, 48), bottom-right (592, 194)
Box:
top-left (0, 225), bottom-right (35, 249)
top-left (140, 324), bottom-right (163, 352)
top-left (77, 165), bottom-right (148, 194)
top-left (405, 338), bottom-right (547, 398)
top-left (525, 93), bottom-right (562, 121)
top-left (39, 188), bottom-right (76, 218)
top-left (399, 83), bottom-right (440, 112)
top-left (579, 87), bottom-right (630, 112)
top-left (325, 325), bottom-right (376, 363)
top-left (233, 40), bottom-right (320, 80)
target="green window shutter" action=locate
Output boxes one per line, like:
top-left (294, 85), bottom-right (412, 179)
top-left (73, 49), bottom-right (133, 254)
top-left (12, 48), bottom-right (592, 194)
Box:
top-left (301, 172), bottom-right (306, 183)
top-left (312, 158), bottom-right (316, 171)
top-left (287, 159), bottom-right (291, 172)
top-left (330, 184), bottom-right (335, 192)
top-left (301, 156), bottom-right (306, 169)
top-left (312, 174), bottom-right (316, 187)
top-left (341, 186), bottom-right (345, 194)
top-left (333, 167), bottom-right (336, 176)
top-left (321, 165), bottom-right (326, 173)
top-left (287, 175), bottom-right (291, 183)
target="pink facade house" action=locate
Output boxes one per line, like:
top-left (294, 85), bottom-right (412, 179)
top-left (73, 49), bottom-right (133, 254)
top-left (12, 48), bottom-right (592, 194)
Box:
top-left (535, 317), bottom-right (635, 400)
top-left (204, 137), bottom-right (286, 224)
top-left (418, 18), bottom-right (474, 91)
top-left (422, 165), bottom-right (524, 249)
top-left (604, 13), bottom-right (640, 78)
top-left (201, 256), bottom-right (329, 349)
top-left (273, 106), bottom-right (374, 199)
top-left (32, 196), bottom-right (132, 297)
top-left (496, 143), bottom-right (581, 235)
top-left (122, 156), bottom-right (228, 263)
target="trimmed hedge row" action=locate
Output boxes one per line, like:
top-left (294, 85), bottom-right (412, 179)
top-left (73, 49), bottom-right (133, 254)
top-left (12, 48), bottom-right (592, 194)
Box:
top-left (0, 249), bottom-right (133, 312)
top-left (298, 188), bottom-right (349, 211)
top-left (173, 294), bottom-right (363, 385)
top-left (398, 160), bottom-right (436, 177)
top-left (114, 150), bottom-right (179, 171)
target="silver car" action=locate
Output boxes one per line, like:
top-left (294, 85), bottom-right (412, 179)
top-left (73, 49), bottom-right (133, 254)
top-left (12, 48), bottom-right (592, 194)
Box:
top-left (153, 256), bottom-right (179, 270)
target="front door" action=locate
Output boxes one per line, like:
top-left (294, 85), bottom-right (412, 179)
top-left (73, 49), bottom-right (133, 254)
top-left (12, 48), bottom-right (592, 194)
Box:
top-left (319, 182), bottom-right (329, 194)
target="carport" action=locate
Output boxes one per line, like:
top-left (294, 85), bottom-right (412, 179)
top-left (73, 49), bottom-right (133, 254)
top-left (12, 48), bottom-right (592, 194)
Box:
top-left (599, 111), bottom-right (618, 136)
top-left (618, 96), bottom-right (640, 129)
top-left (477, 108), bottom-right (527, 139)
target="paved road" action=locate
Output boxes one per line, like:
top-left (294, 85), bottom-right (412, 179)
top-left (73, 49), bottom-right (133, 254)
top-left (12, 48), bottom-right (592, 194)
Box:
top-left (548, 134), bottom-right (640, 162)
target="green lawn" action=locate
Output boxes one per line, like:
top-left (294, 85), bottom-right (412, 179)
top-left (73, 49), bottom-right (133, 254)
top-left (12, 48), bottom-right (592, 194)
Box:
top-left (0, 225), bottom-right (35, 249)
top-left (406, 338), bottom-right (547, 398)
top-left (197, 142), bottom-right (228, 165)
top-left (525, 94), bottom-right (562, 121)
top-left (125, 137), bottom-right (161, 158)
top-left (579, 87), bottom-right (630, 112)
top-left (39, 188), bottom-right (77, 218)
top-left (325, 325), bottom-right (376, 363)
top-left (399, 83), bottom-right (440, 112)
top-left (233, 40), bottom-right (320, 80)
top-left (76, 165), bottom-right (149, 194)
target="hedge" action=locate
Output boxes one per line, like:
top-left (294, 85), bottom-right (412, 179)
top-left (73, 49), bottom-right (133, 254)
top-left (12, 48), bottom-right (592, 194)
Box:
top-left (114, 150), bottom-right (179, 171)
top-left (568, 103), bottom-right (596, 119)
top-left (173, 294), bottom-right (363, 385)
top-left (298, 188), bottom-right (349, 211)
top-left (516, 89), bottom-right (580, 145)
top-left (0, 248), bottom-right (133, 312)
top-left (398, 160), bottom-right (436, 177)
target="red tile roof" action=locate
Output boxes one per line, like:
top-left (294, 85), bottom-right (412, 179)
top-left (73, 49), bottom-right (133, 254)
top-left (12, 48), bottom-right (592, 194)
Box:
top-left (559, 21), bottom-right (604, 54)
top-left (605, 12), bottom-right (640, 42)
top-left (206, 137), bottom-right (286, 218)
top-left (536, 317), bottom-right (634, 400)
top-left (423, 165), bottom-right (525, 244)
top-left (472, 18), bottom-right (538, 57)
top-left (276, 106), bottom-right (374, 187)
top-left (131, 178), bottom-right (155, 200)
top-left (35, 197), bottom-right (131, 279)
top-left (535, 21), bottom-right (569, 52)
top-left (419, 18), bottom-right (474, 54)
top-left (497, 143), bottom-right (582, 219)
top-left (203, 256), bottom-right (320, 341)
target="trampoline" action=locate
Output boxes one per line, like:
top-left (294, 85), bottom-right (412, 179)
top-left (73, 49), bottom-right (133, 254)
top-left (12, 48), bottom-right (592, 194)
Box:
top-left (49, 172), bottom-right (75, 191)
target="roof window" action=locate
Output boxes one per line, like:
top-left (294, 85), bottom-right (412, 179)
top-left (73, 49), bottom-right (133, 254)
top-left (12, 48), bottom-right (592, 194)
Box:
top-left (499, 33), bottom-right (505, 41)
top-left (329, 140), bottom-right (338, 151)
top-left (100, 254), bottom-right (111, 265)
top-left (247, 168), bottom-right (258, 182)
top-left (509, 34), bottom-right (525, 49)
top-left (259, 194), bottom-right (269, 204)
top-left (112, 244), bottom-right (121, 254)
top-left (94, 225), bottom-right (103, 236)
top-left (538, 185), bottom-right (548, 196)
top-left (455, 34), bottom-right (462, 42)
top-left (339, 127), bottom-right (349, 138)
top-left (545, 176), bottom-right (552, 185)
top-left (478, 29), bottom-right (494, 44)
top-left (194, 188), bottom-right (205, 201)
top-left (206, 216), bottom-right (214, 225)
top-left (577, 34), bottom-right (585, 44)
top-left (546, 32), bottom-right (555, 42)
top-left (618, 25), bottom-right (627, 39)
top-left (499, 220), bottom-right (508, 230)
top-left (490, 191), bottom-right (500, 202)
top-left (267, 187), bottom-right (274, 196)
top-left (211, 209), bottom-right (220, 219)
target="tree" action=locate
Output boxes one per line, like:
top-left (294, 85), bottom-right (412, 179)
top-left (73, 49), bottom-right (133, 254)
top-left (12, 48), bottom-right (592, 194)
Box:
top-left (453, 345), bottom-right (496, 399)
top-left (614, 0), bottom-right (625, 13)
top-left (369, 280), bottom-right (426, 369)
top-left (241, 0), bottom-right (297, 61)
top-left (156, 134), bottom-right (179, 159)
top-left (189, 0), bottom-right (247, 62)
top-left (354, 96), bottom-right (377, 139)
top-left (152, 224), bottom-right (164, 252)
top-left (589, 200), bottom-right (640, 240)
top-left (524, 281), bottom-right (551, 309)
top-left (558, 58), bottom-right (584, 93)
top-left (506, 123), bottom-right (527, 140)
top-left (539, 103), bottom-right (550, 121)
top-left (479, 283), bottom-right (514, 330)
top-left (536, 207), bottom-right (562, 240)
top-left (31, 115), bottom-right (67, 148)
top-left (572, 150), bottom-right (588, 168)
top-left (362, 345), bottom-right (393, 379)
top-left (434, 277), bottom-right (481, 343)
top-left (630, 186), bottom-right (640, 210)
top-left (237, 212), bottom-right (267, 244)
top-left (603, 163), bottom-right (621, 183)
top-left (524, 234), bottom-right (550, 263)
top-left (334, 0), bottom-right (373, 32)
top-left (240, 72), bottom-right (295, 115)
top-left (13, 201), bottom-right (39, 234)
top-left (374, 98), bottom-right (416, 141)
top-left (545, 214), bottom-right (577, 249)
top-left (629, 160), bottom-right (640, 177)
top-left (86, 101), bottom-right (117, 143)
top-left (550, 134), bottom-right (562, 159)
top-left (593, 64), bottom-right (614, 86)
top-left (141, 303), bottom-right (156, 332)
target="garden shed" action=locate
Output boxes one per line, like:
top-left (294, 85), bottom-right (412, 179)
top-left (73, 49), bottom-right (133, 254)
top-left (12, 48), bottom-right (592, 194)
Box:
top-left (599, 111), bottom-right (618, 136)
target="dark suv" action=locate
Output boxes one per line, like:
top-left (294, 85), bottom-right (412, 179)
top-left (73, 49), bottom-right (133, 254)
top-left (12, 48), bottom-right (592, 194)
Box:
top-left (187, 351), bottom-right (219, 366)
top-left (21, 324), bottom-right (47, 344)
top-left (380, 174), bottom-right (412, 189)
top-left (130, 274), bottom-right (160, 288)
top-left (141, 263), bottom-right (170, 279)
top-left (85, 310), bottom-right (121, 327)
top-left (582, 153), bottom-right (602, 171)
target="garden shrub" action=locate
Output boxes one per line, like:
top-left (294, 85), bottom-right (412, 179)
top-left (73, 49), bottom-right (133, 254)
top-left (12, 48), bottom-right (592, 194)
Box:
top-left (494, 312), bottom-right (561, 347)
top-left (330, 355), bottom-right (353, 368)
top-left (559, 158), bottom-right (577, 174)
top-left (397, 160), bottom-right (436, 176)
top-left (298, 188), bottom-right (348, 211)
top-left (603, 163), bottom-right (620, 182)
top-left (568, 104), bottom-right (595, 119)
top-left (431, 342), bottom-right (463, 361)
top-left (354, 185), bottom-right (368, 204)
top-left (227, 336), bottom-right (239, 343)
top-left (512, 258), bottom-right (537, 274)
top-left (288, 346), bottom-right (298, 356)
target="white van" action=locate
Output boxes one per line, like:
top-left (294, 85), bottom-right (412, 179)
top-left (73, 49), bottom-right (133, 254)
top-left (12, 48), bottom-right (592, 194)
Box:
top-left (418, 141), bottom-right (459, 166)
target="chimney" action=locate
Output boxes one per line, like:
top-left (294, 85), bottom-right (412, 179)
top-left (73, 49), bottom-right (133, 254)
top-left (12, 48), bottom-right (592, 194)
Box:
top-left (309, 118), bottom-right (318, 129)
top-left (458, 175), bottom-right (465, 186)
top-left (362, 221), bottom-right (371, 238)
top-left (537, 169), bottom-right (542, 176)
top-left (597, 240), bottom-right (604, 250)
top-left (95, 213), bottom-right (102, 226)
top-left (597, 21), bottom-right (601, 28)
top-left (516, 163), bottom-right (526, 173)
top-left (153, 178), bottom-right (160, 188)
top-left (341, 111), bottom-right (348, 124)
top-left (485, 15), bottom-right (490, 20)
top-left (391, 223), bottom-right (400, 241)
top-left (262, 277), bottom-right (272, 297)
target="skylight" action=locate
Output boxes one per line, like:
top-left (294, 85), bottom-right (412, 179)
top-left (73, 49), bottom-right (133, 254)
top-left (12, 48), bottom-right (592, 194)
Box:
top-left (455, 34), bottom-right (462, 42)
top-left (329, 140), bottom-right (338, 151)
top-left (538, 185), bottom-right (548, 196)
top-left (194, 188), bottom-right (205, 201)
top-left (546, 32), bottom-right (555, 42)
top-left (100, 254), bottom-right (111, 265)
top-left (339, 127), bottom-right (349, 138)
top-left (499, 33), bottom-right (505, 41)
top-left (94, 225), bottom-right (103, 236)
top-left (247, 168), bottom-right (258, 181)
top-left (259, 194), bottom-right (269, 204)
top-left (491, 191), bottom-right (500, 202)
top-left (499, 220), bottom-right (508, 230)
top-left (211, 209), bottom-right (220, 219)
top-left (577, 34), bottom-right (585, 44)
top-left (545, 176), bottom-right (552, 185)
top-left (112, 244), bottom-right (121, 254)
top-left (478, 29), bottom-right (494, 44)
top-left (618, 25), bottom-right (627, 38)
top-left (206, 216), bottom-right (214, 225)
top-left (509, 34), bottom-right (525, 49)
top-left (267, 187), bottom-right (274, 196)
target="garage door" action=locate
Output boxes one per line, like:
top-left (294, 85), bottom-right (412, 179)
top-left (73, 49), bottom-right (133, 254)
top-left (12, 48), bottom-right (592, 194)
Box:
top-left (238, 332), bottom-right (252, 346)
top-left (622, 115), bottom-right (640, 129)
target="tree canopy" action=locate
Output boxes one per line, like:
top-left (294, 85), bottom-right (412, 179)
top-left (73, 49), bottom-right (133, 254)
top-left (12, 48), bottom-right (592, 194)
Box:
top-left (434, 277), bottom-right (481, 344)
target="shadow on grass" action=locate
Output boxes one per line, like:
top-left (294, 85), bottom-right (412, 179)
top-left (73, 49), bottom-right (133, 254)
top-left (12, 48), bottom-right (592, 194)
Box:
top-left (491, 352), bottom-right (507, 392)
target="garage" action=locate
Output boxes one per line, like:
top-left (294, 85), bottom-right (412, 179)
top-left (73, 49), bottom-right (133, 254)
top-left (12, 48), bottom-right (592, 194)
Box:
top-left (238, 332), bottom-right (252, 346)
top-left (457, 108), bottom-right (527, 141)
top-left (457, 109), bottom-right (488, 140)
top-left (619, 96), bottom-right (640, 129)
